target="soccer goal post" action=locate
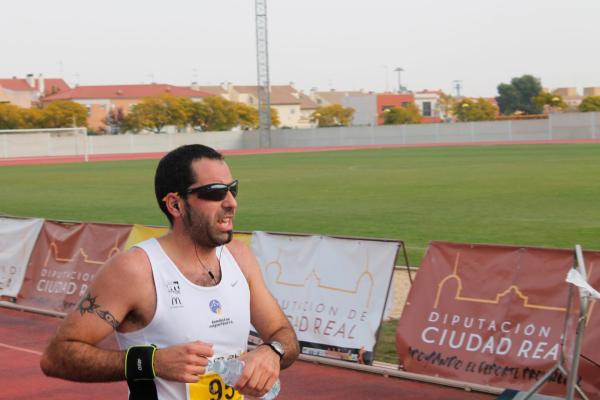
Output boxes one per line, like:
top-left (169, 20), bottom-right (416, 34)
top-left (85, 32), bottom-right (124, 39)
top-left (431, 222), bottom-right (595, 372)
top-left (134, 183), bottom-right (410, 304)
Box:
top-left (0, 127), bottom-right (89, 161)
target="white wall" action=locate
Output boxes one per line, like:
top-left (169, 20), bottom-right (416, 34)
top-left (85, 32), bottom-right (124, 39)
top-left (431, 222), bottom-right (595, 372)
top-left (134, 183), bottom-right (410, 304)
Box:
top-left (342, 95), bottom-right (376, 126)
top-left (2, 113), bottom-right (599, 159)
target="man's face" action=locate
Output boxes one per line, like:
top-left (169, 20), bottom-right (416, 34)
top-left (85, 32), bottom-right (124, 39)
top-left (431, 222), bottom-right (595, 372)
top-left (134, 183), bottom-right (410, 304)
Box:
top-left (181, 158), bottom-right (237, 248)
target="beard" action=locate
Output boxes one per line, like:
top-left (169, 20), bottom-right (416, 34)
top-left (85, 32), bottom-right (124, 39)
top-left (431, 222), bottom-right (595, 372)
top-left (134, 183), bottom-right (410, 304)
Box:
top-left (182, 202), bottom-right (233, 248)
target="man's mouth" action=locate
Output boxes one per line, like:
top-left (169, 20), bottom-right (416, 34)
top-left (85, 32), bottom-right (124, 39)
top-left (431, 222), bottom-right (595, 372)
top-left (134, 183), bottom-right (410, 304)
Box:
top-left (217, 216), bottom-right (234, 231)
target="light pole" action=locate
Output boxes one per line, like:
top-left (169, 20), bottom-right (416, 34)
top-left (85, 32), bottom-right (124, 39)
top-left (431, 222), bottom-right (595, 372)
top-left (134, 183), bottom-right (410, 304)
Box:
top-left (453, 80), bottom-right (462, 97)
top-left (394, 67), bottom-right (404, 93)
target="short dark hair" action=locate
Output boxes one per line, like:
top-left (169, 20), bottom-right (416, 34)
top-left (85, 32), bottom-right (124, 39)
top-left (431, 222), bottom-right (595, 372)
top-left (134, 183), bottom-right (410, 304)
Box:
top-left (154, 144), bottom-right (224, 225)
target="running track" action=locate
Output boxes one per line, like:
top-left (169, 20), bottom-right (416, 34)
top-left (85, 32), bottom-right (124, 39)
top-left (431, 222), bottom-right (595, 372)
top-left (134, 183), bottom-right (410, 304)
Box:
top-left (0, 307), bottom-right (495, 399)
top-left (1, 139), bottom-right (600, 166)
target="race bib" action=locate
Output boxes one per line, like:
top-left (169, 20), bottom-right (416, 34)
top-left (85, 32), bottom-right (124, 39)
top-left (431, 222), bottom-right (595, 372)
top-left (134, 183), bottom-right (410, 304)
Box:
top-left (188, 372), bottom-right (243, 400)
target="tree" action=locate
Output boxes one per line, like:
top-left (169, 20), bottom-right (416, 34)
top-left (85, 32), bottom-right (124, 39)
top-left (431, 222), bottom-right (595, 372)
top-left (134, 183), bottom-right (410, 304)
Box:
top-left (382, 103), bottom-right (421, 125)
top-left (231, 103), bottom-right (282, 129)
top-left (124, 94), bottom-right (189, 133)
top-left (310, 104), bottom-right (355, 127)
top-left (186, 97), bottom-right (281, 132)
top-left (579, 96), bottom-right (600, 112)
top-left (534, 91), bottom-right (567, 112)
top-left (438, 93), bottom-right (455, 121)
top-left (269, 107), bottom-right (281, 128)
top-left (20, 108), bottom-right (44, 129)
top-left (121, 110), bottom-right (145, 133)
top-left (234, 103), bottom-right (259, 130)
top-left (102, 107), bottom-right (126, 134)
top-left (42, 101), bottom-right (88, 128)
top-left (0, 104), bottom-right (25, 129)
top-left (496, 75), bottom-right (543, 115)
top-left (453, 98), bottom-right (498, 122)
top-left (186, 96), bottom-right (238, 132)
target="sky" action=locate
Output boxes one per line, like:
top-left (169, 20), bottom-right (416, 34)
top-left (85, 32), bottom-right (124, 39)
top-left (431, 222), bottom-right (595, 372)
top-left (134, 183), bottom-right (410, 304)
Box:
top-left (2, 0), bottom-right (599, 97)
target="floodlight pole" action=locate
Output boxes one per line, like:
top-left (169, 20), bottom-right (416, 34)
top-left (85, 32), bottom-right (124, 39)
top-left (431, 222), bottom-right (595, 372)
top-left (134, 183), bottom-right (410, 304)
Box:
top-left (256, 0), bottom-right (272, 148)
top-left (453, 80), bottom-right (462, 98)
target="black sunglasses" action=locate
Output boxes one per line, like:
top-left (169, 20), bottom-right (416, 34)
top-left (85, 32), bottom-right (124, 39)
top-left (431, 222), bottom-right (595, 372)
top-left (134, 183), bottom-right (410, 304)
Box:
top-left (186, 179), bottom-right (239, 201)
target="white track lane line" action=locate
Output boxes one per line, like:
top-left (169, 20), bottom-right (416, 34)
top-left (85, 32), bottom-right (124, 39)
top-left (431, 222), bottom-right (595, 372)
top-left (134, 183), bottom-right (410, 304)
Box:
top-left (0, 342), bottom-right (42, 356)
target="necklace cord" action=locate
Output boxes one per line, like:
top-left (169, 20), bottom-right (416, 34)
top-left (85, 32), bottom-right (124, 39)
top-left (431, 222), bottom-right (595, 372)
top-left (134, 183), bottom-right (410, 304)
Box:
top-left (194, 244), bottom-right (220, 284)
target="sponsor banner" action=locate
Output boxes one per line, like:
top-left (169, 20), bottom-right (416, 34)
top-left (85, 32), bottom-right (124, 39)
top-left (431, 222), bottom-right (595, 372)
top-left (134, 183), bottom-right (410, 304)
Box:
top-left (0, 217), bottom-right (44, 297)
top-left (233, 232), bottom-right (252, 247)
top-left (252, 231), bottom-right (398, 364)
top-left (16, 220), bottom-right (132, 313)
top-left (396, 241), bottom-right (600, 397)
top-left (123, 224), bottom-right (168, 250)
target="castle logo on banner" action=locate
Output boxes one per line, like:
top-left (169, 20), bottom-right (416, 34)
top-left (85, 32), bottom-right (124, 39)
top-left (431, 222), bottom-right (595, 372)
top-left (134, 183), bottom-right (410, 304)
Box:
top-left (252, 231), bottom-right (398, 365)
top-left (396, 241), bottom-right (600, 397)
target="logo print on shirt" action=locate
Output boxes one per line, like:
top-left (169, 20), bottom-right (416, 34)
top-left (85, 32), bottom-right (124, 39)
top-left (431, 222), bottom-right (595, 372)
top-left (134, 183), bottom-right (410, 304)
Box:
top-left (209, 299), bottom-right (222, 315)
top-left (208, 299), bottom-right (233, 329)
top-left (167, 281), bottom-right (183, 308)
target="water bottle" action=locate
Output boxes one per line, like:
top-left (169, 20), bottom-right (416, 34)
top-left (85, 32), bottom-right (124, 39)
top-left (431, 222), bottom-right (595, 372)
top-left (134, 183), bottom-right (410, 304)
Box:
top-left (207, 358), bottom-right (281, 400)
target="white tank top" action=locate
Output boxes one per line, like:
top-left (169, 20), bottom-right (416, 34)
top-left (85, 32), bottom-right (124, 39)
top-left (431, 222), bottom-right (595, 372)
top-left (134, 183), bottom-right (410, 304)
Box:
top-left (116, 238), bottom-right (251, 400)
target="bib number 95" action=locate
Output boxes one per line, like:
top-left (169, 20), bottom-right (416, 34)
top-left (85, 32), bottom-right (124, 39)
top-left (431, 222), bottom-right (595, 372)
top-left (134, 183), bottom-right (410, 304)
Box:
top-left (188, 373), bottom-right (242, 400)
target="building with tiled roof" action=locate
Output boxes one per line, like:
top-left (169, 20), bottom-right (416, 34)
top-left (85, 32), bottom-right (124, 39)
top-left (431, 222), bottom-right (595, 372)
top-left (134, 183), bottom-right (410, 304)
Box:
top-left (297, 92), bottom-right (319, 128)
top-left (0, 79), bottom-right (38, 108)
top-left (0, 90), bottom-right (10, 104)
top-left (37, 79), bottom-right (72, 97)
top-left (414, 90), bottom-right (446, 123)
top-left (343, 92), bottom-right (416, 126)
top-left (0, 78), bottom-right (34, 91)
top-left (584, 87), bottom-right (600, 97)
top-left (190, 84), bottom-right (230, 99)
top-left (310, 89), bottom-right (371, 107)
top-left (231, 85), bottom-right (300, 105)
top-left (43, 84), bottom-right (211, 131)
top-left (229, 84), bottom-right (314, 128)
top-left (552, 87), bottom-right (583, 108)
top-left (43, 84), bottom-right (208, 101)
top-left (0, 74), bottom-right (69, 108)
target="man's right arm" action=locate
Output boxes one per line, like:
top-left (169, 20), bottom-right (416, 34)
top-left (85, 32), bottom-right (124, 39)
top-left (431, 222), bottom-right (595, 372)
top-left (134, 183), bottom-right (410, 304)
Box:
top-left (40, 249), bottom-right (213, 383)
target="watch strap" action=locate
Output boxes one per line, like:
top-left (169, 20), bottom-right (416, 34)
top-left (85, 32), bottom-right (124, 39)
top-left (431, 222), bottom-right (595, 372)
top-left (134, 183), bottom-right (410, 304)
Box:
top-left (263, 342), bottom-right (284, 360)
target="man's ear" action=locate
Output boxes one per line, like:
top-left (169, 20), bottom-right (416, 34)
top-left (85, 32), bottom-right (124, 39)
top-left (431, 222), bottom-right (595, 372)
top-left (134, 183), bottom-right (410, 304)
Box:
top-left (163, 192), bottom-right (182, 217)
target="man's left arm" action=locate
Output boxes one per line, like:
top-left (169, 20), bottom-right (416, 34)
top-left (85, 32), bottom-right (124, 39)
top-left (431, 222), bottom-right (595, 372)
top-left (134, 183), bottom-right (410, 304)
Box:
top-left (227, 239), bottom-right (299, 396)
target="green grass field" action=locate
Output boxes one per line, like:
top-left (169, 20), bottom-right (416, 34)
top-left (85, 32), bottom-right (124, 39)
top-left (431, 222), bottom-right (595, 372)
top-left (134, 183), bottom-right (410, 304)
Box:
top-left (2, 143), bottom-right (600, 363)
top-left (2, 144), bottom-right (599, 264)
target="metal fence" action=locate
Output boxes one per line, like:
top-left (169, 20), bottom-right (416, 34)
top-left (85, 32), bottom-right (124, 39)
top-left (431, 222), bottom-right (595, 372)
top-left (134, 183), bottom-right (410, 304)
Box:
top-left (1, 112), bottom-right (598, 159)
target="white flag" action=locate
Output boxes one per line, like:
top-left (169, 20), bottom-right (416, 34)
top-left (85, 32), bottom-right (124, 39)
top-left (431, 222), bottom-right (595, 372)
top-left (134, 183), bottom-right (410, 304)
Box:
top-left (566, 268), bottom-right (600, 299)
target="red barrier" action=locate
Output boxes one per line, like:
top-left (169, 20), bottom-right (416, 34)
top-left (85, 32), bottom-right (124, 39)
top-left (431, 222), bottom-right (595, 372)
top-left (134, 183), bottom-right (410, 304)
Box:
top-left (396, 241), bottom-right (600, 398)
top-left (16, 220), bottom-right (132, 313)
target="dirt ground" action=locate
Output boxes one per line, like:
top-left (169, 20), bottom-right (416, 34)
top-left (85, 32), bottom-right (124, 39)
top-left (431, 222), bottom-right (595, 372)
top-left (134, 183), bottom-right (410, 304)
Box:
top-left (387, 267), bottom-right (415, 320)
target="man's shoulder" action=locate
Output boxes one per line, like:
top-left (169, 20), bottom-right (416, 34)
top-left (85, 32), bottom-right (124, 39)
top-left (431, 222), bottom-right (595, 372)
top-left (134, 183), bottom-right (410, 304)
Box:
top-left (225, 238), bottom-right (260, 278)
top-left (225, 238), bottom-right (251, 256)
top-left (102, 245), bottom-right (151, 279)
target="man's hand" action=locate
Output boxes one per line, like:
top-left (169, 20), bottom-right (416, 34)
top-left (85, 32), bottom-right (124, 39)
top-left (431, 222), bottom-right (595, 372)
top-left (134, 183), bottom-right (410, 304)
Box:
top-left (235, 345), bottom-right (280, 397)
top-left (153, 341), bottom-right (214, 383)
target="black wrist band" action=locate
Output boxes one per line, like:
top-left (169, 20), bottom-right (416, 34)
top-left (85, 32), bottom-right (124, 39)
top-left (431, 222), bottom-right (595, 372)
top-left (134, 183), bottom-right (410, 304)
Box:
top-left (125, 345), bottom-right (157, 381)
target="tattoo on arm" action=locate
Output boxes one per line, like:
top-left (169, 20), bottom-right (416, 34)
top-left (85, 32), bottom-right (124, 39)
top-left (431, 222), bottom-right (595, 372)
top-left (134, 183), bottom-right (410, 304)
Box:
top-left (96, 310), bottom-right (120, 329)
top-left (78, 292), bottom-right (100, 315)
top-left (77, 292), bottom-right (121, 329)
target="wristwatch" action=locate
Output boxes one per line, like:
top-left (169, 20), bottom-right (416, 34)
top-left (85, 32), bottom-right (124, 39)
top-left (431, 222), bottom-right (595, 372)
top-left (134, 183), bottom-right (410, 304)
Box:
top-left (263, 340), bottom-right (285, 360)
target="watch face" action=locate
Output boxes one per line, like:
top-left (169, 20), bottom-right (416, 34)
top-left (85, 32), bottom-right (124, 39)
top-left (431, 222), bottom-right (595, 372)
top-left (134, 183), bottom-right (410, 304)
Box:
top-left (269, 341), bottom-right (285, 358)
